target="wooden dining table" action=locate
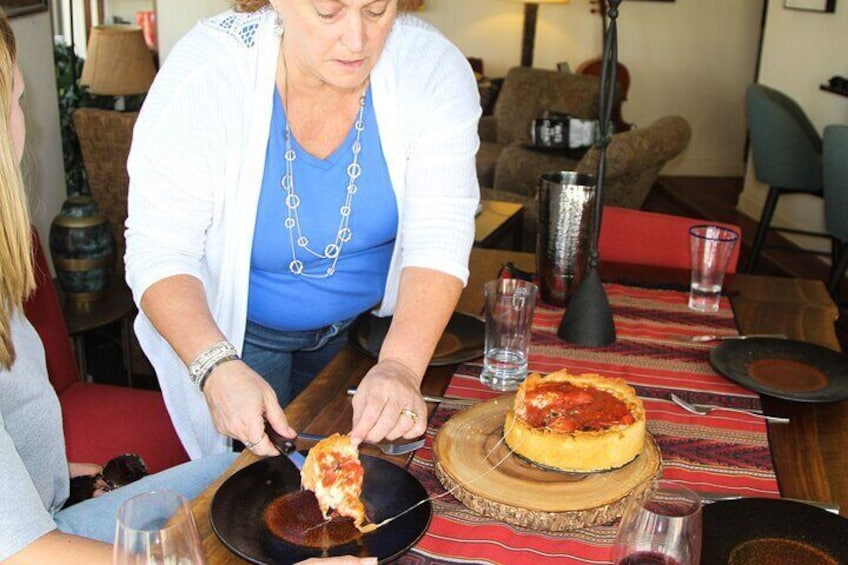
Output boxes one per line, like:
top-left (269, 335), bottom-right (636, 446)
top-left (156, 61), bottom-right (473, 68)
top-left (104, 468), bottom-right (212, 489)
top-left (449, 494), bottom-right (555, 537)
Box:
top-left (191, 247), bottom-right (847, 563)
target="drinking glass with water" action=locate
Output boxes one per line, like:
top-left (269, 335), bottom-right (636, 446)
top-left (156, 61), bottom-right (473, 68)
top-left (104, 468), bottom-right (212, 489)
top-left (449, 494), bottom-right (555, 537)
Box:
top-left (480, 279), bottom-right (538, 391)
top-left (688, 225), bottom-right (738, 312)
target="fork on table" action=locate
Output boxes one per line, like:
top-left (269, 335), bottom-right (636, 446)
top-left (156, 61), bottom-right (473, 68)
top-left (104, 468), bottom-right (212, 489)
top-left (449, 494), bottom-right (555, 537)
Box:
top-left (669, 393), bottom-right (790, 424)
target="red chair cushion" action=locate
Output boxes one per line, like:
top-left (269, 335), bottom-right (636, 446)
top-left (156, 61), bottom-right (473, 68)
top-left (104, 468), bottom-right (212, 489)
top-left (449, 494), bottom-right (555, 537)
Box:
top-left (60, 381), bottom-right (188, 474)
top-left (24, 227), bottom-right (189, 474)
top-left (23, 230), bottom-right (81, 394)
top-left (599, 206), bottom-right (742, 273)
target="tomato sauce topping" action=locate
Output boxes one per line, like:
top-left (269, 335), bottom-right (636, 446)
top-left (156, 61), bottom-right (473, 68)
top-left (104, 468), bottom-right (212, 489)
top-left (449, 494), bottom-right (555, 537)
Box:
top-left (317, 453), bottom-right (364, 490)
top-left (522, 382), bottom-right (634, 432)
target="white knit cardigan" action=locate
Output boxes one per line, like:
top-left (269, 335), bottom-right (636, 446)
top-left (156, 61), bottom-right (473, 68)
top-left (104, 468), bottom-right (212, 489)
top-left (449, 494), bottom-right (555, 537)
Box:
top-left (124, 9), bottom-right (481, 458)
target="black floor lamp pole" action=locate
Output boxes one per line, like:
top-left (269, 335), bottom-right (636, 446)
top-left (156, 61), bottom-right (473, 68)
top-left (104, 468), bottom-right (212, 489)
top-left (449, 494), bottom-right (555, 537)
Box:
top-left (520, 3), bottom-right (539, 67)
top-left (557, 0), bottom-right (621, 346)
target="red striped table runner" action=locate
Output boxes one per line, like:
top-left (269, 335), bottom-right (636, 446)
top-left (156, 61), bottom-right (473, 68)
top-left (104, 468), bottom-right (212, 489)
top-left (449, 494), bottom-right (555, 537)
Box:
top-left (400, 283), bottom-right (780, 565)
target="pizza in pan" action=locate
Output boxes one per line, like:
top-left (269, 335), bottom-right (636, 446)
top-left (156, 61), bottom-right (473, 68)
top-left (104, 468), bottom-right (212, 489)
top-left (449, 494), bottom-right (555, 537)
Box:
top-left (300, 433), bottom-right (369, 530)
top-left (504, 370), bottom-right (646, 472)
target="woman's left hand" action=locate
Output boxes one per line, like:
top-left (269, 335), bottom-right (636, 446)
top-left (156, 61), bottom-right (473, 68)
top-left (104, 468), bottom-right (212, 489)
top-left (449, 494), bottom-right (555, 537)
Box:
top-left (349, 359), bottom-right (427, 445)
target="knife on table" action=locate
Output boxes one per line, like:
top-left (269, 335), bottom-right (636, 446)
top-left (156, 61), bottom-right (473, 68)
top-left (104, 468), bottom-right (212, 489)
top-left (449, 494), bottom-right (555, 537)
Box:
top-left (687, 333), bottom-right (788, 343)
top-left (345, 387), bottom-right (478, 406)
top-left (699, 492), bottom-right (840, 514)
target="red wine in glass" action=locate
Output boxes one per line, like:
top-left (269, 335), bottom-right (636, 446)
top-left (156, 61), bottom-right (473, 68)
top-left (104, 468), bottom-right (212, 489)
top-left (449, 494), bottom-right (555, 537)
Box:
top-left (616, 551), bottom-right (680, 565)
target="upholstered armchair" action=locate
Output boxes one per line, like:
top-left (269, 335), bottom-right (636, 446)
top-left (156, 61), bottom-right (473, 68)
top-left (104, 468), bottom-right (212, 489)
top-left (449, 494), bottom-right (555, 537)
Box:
top-left (481, 115), bottom-right (692, 251)
top-left (477, 66), bottom-right (601, 188)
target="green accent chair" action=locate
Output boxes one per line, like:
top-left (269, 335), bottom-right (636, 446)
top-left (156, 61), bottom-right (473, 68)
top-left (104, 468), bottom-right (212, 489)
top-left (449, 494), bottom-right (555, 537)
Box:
top-left (745, 83), bottom-right (825, 273)
top-left (823, 125), bottom-right (848, 299)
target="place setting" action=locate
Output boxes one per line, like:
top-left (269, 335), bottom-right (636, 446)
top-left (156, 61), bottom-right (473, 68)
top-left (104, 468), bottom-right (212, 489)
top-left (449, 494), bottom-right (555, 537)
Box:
top-left (209, 440), bottom-right (432, 565)
top-left (686, 223), bottom-right (848, 405)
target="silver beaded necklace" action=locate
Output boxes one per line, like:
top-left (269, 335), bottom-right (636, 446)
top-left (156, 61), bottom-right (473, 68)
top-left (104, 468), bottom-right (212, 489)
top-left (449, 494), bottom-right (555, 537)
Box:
top-left (281, 59), bottom-right (368, 279)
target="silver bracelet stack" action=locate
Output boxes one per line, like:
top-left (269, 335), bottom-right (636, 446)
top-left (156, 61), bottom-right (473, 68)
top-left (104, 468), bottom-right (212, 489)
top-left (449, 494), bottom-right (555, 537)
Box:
top-left (188, 340), bottom-right (239, 391)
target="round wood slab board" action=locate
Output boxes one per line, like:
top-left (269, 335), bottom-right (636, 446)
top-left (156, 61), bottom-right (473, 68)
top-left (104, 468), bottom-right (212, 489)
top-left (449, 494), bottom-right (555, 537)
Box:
top-left (433, 395), bottom-right (662, 532)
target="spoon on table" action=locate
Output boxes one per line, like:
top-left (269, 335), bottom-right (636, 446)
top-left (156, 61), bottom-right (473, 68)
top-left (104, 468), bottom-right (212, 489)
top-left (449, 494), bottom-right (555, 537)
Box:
top-left (670, 393), bottom-right (790, 423)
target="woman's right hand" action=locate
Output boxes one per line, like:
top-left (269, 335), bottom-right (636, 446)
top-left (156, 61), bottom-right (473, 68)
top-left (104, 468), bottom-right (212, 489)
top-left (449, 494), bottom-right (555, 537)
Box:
top-left (202, 359), bottom-right (295, 456)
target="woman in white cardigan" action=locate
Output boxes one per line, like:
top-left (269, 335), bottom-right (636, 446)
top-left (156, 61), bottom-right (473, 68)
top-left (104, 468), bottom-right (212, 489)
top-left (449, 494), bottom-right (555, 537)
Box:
top-left (125, 0), bottom-right (481, 458)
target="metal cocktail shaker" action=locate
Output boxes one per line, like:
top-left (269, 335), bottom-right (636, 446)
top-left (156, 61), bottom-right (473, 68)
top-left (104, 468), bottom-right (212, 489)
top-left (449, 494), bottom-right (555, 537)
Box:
top-left (536, 171), bottom-right (597, 306)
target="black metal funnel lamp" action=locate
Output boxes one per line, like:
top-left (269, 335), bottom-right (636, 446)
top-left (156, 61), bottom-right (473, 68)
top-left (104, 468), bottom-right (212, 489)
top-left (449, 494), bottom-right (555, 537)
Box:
top-left (557, 0), bottom-right (621, 346)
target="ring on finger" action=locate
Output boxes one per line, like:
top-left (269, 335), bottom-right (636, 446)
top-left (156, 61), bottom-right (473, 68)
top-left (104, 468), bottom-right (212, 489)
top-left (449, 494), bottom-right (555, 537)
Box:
top-left (400, 407), bottom-right (419, 424)
top-left (243, 434), bottom-right (264, 450)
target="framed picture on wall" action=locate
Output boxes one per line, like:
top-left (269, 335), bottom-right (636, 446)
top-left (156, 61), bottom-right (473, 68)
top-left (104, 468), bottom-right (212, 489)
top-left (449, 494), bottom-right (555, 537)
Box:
top-left (1, 0), bottom-right (49, 17)
top-left (784, 0), bottom-right (836, 12)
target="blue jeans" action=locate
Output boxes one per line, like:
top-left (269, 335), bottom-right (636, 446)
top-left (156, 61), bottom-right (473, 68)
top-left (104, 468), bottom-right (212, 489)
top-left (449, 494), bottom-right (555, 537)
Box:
top-left (241, 317), bottom-right (354, 406)
top-left (53, 452), bottom-right (238, 543)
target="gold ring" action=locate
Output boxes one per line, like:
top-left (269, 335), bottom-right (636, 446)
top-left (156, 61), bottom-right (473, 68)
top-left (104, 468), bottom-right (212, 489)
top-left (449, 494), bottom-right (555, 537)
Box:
top-left (243, 435), bottom-right (264, 450)
top-left (400, 407), bottom-right (419, 423)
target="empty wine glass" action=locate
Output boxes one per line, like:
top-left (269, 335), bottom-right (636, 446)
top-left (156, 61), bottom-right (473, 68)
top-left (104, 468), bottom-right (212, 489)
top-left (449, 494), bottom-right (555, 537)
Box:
top-left (113, 490), bottom-right (205, 565)
top-left (611, 480), bottom-right (702, 565)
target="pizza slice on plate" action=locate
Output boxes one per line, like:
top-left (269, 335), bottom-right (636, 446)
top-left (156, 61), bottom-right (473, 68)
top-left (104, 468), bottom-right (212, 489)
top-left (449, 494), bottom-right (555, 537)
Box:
top-left (301, 433), bottom-right (368, 530)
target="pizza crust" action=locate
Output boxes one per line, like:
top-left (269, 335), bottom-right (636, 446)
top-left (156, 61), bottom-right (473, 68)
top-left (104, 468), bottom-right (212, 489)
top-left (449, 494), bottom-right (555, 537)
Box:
top-left (300, 433), bottom-right (367, 529)
top-left (504, 370), bottom-right (646, 472)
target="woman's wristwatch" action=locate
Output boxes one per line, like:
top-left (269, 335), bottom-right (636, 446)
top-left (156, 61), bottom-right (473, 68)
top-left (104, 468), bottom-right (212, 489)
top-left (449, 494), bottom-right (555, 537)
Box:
top-left (188, 340), bottom-right (240, 391)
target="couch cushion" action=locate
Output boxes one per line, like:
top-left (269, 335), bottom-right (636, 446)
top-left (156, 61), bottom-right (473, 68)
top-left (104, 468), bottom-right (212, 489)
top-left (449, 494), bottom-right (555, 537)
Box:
top-left (61, 381), bottom-right (189, 474)
top-left (476, 141), bottom-right (504, 188)
top-left (494, 67), bottom-right (601, 146)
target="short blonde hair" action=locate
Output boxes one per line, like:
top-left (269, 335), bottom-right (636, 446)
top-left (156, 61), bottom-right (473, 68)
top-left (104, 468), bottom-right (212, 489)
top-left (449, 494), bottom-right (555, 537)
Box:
top-left (0, 9), bottom-right (35, 371)
top-left (232, 0), bottom-right (269, 12)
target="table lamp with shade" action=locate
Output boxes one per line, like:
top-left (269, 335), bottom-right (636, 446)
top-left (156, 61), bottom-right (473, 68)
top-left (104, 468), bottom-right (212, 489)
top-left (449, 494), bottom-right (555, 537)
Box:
top-left (511, 0), bottom-right (569, 67)
top-left (80, 24), bottom-right (156, 100)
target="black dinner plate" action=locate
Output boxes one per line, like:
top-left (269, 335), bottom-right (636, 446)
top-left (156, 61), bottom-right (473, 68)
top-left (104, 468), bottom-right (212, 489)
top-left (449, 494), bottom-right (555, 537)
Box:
top-left (210, 455), bottom-right (431, 564)
top-left (702, 498), bottom-right (848, 564)
top-left (349, 311), bottom-right (484, 366)
top-left (709, 338), bottom-right (848, 402)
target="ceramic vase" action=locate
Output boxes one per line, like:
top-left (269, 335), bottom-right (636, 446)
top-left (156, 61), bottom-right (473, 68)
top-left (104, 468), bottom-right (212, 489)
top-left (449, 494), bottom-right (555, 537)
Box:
top-left (49, 194), bottom-right (115, 302)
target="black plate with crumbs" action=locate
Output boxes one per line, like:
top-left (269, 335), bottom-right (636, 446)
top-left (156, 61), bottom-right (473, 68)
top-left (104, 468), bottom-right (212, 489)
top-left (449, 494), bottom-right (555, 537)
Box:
top-left (702, 498), bottom-right (848, 564)
top-left (709, 338), bottom-right (848, 402)
top-left (210, 455), bottom-right (431, 564)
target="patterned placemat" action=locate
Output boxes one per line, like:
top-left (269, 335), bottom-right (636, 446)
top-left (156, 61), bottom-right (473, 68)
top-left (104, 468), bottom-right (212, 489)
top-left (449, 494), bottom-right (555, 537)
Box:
top-left (400, 284), bottom-right (779, 565)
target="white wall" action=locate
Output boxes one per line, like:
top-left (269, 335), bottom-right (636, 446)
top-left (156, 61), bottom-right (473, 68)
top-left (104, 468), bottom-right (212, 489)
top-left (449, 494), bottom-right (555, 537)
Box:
top-left (11, 12), bottom-right (66, 264)
top-left (157, 0), bottom-right (229, 58)
top-left (739, 1), bottom-right (848, 251)
top-left (156, 0), bottom-right (764, 178)
top-left (102, 0), bottom-right (155, 24)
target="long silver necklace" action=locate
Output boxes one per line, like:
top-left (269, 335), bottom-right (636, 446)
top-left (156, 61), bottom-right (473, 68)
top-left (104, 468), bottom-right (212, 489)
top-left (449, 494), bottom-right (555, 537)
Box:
top-left (281, 60), bottom-right (367, 279)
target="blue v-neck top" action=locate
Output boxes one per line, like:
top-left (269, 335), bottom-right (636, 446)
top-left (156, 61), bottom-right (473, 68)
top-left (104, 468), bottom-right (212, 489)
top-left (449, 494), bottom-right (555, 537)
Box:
top-left (248, 87), bottom-right (398, 331)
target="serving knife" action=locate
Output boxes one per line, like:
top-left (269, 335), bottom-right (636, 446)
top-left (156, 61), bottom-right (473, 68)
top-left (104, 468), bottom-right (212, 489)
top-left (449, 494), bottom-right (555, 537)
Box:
top-left (345, 387), bottom-right (478, 406)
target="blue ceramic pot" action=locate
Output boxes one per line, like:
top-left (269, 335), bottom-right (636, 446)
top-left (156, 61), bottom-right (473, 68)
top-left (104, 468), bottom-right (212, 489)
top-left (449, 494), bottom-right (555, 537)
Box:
top-left (49, 194), bottom-right (115, 302)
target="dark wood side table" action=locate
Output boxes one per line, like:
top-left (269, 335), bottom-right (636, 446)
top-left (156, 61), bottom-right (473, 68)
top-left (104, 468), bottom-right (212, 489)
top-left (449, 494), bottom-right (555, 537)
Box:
top-left (475, 200), bottom-right (525, 251)
top-left (56, 274), bottom-right (136, 387)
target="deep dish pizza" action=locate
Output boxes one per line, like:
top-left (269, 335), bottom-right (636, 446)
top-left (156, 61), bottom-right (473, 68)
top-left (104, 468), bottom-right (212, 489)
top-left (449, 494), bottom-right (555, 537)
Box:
top-left (300, 433), bottom-right (368, 530)
top-left (504, 370), bottom-right (646, 472)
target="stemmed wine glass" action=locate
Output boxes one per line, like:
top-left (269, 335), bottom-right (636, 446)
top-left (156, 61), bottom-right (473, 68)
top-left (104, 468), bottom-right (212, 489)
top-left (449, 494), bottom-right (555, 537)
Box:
top-left (113, 490), bottom-right (205, 565)
top-left (611, 480), bottom-right (702, 565)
